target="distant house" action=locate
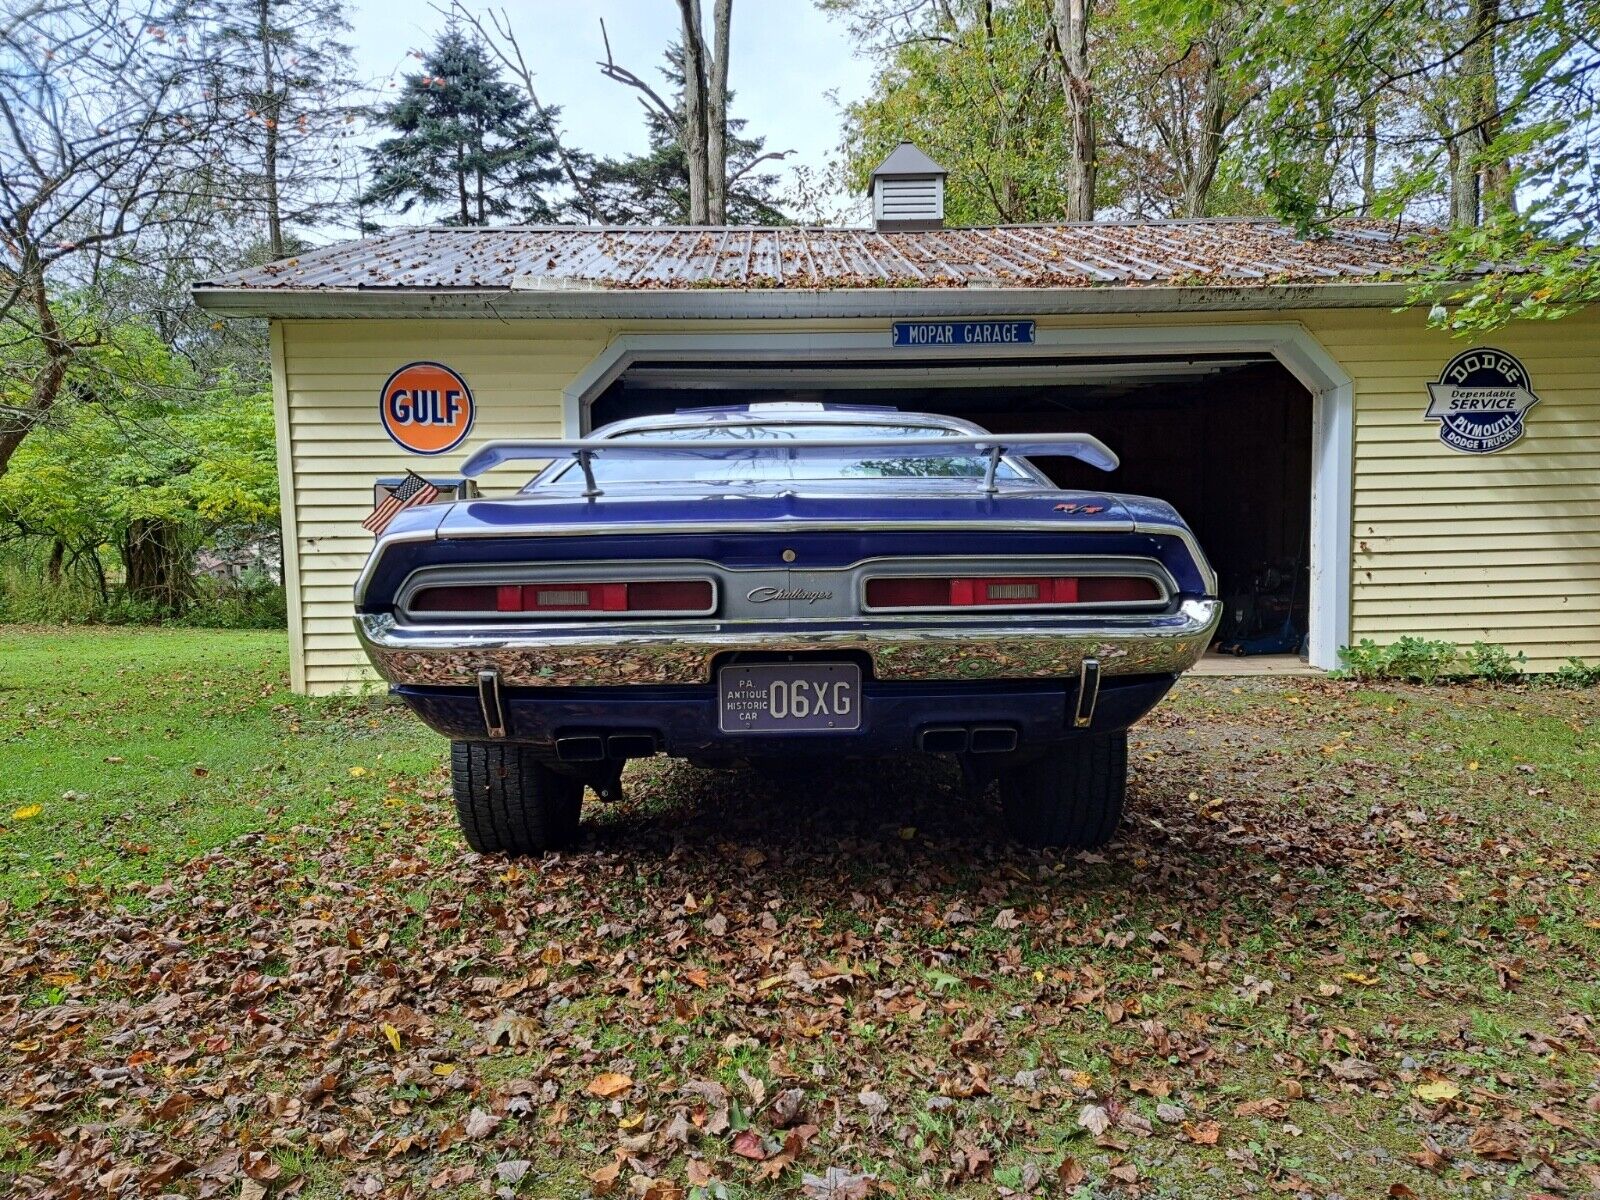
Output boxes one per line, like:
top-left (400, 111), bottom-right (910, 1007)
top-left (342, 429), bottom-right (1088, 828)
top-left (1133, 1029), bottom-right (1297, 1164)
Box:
top-left (195, 537), bottom-right (281, 585)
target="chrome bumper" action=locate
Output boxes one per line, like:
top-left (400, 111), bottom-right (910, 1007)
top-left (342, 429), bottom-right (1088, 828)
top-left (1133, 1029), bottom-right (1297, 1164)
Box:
top-left (355, 600), bottom-right (1222, 688)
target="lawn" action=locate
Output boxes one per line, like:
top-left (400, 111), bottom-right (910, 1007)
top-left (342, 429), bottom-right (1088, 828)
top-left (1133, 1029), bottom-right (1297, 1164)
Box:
top-left (1, 626), bottom-right (1597, 1199)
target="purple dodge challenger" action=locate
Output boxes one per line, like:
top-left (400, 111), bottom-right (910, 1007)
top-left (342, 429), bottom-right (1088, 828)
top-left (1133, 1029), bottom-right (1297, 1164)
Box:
top-left (354, 403), bottom-right (1221, 853)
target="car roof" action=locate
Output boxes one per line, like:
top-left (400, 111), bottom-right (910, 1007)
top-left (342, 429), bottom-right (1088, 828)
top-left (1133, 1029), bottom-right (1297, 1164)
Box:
top-left (593, 402), bottom-right (992, 438)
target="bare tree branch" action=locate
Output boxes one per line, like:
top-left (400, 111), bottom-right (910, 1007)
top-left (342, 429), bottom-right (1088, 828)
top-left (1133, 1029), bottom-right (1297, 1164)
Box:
top-left (597, 17), bottom-right (682, 130)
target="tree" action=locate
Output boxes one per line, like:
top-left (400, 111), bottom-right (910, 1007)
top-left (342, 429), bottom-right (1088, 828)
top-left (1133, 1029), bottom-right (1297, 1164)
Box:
top-left (590, 45), bottom-right (789, 225)
top-left (833, 0), bottom-right (1072, 224)
top-left (443, 1), bottom-right (603, 221)
top-left (1098, 0), bottom-right (1258, 218)
top-left (361, 30), bottom-right (562, 226)
top-left (598, 7), bottom-right (786, 224)
top-left (0, 311), bottom-right (277, 612)
top-left (0, 1), bottom-right (235, 478)
top-left (833, 0), bottom-right (1259, 222)
top-left (190, 0), bottom-right (366, 258)
top-left (1226, 0), bottom-right (1600, 330)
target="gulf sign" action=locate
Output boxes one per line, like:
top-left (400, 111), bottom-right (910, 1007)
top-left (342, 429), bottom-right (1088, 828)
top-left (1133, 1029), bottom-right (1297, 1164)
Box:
top-left (380, 361), bottom-right (474, 454)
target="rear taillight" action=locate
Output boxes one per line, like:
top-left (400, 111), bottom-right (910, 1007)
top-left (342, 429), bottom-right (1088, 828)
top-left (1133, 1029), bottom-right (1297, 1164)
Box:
top-left (863, 574), bottom-right (1161, 611)
top-left (410, 580), bottom-right (713, 615)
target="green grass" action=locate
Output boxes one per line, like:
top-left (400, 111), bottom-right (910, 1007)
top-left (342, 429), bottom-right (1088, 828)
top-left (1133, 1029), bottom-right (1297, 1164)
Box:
top-left (1, 628), bottom-right (1597, 1200)
top-left (0, 625), bottom-right (446, 908)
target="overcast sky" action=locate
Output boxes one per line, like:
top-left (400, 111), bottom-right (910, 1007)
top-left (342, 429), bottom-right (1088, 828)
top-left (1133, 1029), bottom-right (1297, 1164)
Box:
top-left (342, 0), bottom-right (877, 219)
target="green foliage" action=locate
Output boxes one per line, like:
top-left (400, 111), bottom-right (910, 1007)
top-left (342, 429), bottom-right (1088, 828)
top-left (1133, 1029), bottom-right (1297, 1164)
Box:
top-left (1338, 637), bottom-right (1461, 683)
top-left (1338, 639), bottom-right (1575, 685)
top-left (361, 30), bottom-right (562, 226)
top-left (1421, 212), bottom-right (1600, 333)
top-left (0, 556), bottom-right (284, 628)
top-left (839, 2), bottom-right (1070, 225)
top-left (834, 0), bottom-right (1265, 222)
top-left (1464, 641), bottom-right (1527, 683)
top-left (0, 308), bottom-right (280, 618)
top-left (0, 370), bottom-right (278, 548)
top-left (1220, 0), bottom-right (1600, 333)
top-left (1550, 657), bottom-right (1600, 689)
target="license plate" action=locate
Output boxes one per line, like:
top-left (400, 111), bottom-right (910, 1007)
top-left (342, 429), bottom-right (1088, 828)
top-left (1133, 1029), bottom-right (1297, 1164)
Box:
top-left (718, 663), bottom-right (861, 733)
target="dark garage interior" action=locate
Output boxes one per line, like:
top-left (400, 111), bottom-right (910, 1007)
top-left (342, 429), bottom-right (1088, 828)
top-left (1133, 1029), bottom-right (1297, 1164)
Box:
top-left (589, 356), bottom-right (1313, 657)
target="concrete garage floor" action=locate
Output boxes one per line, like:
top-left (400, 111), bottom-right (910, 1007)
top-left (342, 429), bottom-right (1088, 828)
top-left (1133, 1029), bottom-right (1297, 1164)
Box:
top-left (1191, 652), bottom-right (1318, 676)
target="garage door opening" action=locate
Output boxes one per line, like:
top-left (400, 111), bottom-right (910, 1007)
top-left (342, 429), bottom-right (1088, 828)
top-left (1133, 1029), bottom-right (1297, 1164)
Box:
top-left (587, 355), bottom-right (1314, 664)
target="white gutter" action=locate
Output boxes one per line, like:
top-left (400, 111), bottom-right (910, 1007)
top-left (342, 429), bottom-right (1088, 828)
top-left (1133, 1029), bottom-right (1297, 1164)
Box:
top-left (190, 280), bottom-right (1429, 319)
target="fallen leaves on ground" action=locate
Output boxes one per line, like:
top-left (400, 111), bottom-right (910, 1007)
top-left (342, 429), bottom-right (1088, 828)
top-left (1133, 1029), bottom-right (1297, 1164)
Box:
top-left (2, 677), bottom-right (1597, 1198)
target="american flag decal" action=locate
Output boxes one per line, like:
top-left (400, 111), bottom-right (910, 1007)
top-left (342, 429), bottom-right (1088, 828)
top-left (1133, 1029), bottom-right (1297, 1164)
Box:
top-left (363, 471), bottom-right (441, 535)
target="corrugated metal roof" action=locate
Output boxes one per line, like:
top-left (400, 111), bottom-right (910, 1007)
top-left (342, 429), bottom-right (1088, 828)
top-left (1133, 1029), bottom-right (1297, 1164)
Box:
top-left (197, 219), bottom-right (1427, 294)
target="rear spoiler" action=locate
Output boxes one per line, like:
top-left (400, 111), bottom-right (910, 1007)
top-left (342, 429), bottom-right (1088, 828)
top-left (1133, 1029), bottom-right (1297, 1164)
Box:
top-left (458, 433), bottom-right (1119, 497)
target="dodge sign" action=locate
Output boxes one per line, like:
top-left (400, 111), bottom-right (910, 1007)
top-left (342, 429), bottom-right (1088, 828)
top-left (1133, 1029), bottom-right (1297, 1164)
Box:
top-left (1424, 347), bottom-right (1540, 454)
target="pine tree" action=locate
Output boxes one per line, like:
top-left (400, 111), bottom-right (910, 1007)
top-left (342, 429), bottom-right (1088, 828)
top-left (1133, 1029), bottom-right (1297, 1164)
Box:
top-left (361, 31), bottom-right (561, 226)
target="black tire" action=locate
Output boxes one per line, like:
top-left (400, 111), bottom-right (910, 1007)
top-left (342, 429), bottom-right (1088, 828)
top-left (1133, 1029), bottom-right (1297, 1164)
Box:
top-left (999, 732), bottom-right (1127, 849)
top-left (449, 742), bottom-right (583, 855)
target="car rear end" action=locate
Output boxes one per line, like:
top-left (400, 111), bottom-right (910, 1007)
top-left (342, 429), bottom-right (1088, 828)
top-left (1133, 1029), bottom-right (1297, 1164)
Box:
top-left (353, 414), bottom-right (1220, 852)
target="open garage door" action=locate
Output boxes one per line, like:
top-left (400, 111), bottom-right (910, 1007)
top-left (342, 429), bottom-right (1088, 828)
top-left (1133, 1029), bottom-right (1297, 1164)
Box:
top-left (588, 355), bottom-right (1314, 665)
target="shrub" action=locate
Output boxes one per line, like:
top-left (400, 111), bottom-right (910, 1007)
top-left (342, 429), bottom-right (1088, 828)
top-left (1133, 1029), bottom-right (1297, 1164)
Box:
top-left (1337, 637), bottom-right (1460, 683)
top-left (1465, 640), bottom-right (1526, 683)
top-left (0, 554), bottom-right (285, 630)
top-left (1550, 657), bottom-right (1600, 689)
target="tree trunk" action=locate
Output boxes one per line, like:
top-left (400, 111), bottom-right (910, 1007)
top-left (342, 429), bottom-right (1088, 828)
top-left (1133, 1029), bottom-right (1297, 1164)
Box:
top-left (1469, 0), bottom-right (1514, 214)
top-left (1052, 0), bottom-right (1096, 221)
top-left (1359, 96), bottom-right (1378, 216)
top-left (0, 273), bottom-right (72, 478)
top-left (1450, 130), bottom-right (1481, 227)
top-left (89, 549), bottom-right (109, 604)
top-left (257, 0), bottom-right (284, 258)
top-left (47, 540), bottom-right (64, 585)
top-left (677, 0), bottom-right (712, 223)
top-left (474, 118), bottom-right (488, 223)
top-left (1451, 0), bottom-right (1502, 228)
top-left (1181, 42), bottom-right (1226, 218)
top-left (707, 0), bottom-right (732, 223)
top-left (121, 520), bottom-right (193, 612)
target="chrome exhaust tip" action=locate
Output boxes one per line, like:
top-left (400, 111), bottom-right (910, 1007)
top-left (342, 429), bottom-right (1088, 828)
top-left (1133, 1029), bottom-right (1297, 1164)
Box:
top-left (968, 726), bottom-right (1019, 754)
top-left (554, 734), bottom-right (607, 762)
top-left (917, 726), bottom-right (969, 754)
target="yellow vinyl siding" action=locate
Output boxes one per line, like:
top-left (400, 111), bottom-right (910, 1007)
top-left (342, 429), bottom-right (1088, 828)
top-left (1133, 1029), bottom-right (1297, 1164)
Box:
top-left (279, 320), bottom-right (606, 690)
top-left (1303, 306), bottom-right (1599, 667)
top-left (277, 308), bottom-right (1599, 693)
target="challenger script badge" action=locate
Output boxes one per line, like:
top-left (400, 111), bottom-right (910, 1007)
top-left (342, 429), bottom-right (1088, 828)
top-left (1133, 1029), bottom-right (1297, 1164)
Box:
top-left (1424, 348), bottom-right (1540, 454)
top-left (747, 587), bottom-right (833, 604)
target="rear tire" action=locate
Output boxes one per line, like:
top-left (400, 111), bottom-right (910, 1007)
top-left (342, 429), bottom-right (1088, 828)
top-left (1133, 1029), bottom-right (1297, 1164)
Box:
top-left (999, 732), bottom-right (1127, 849)
top-left (450, 742), bottom-right (583, 855)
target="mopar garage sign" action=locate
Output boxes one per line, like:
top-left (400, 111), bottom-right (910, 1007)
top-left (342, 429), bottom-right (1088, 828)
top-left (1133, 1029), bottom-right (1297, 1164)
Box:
top-left (892, 320), bottom-right (1035, 347)
top-left (1424, 347), bottom-right (1540, 454)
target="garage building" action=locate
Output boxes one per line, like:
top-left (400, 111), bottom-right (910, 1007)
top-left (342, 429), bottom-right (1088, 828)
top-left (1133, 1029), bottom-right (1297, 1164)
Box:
top-left (193, 152), bottom-right (1599, 694)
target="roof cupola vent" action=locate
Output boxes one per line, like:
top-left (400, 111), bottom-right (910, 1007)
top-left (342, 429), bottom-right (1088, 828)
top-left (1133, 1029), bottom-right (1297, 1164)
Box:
top-left (870, 141), bottom-right (948, 232)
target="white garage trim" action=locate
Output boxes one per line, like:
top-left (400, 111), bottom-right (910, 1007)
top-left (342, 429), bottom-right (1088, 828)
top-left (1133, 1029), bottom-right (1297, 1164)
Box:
top-left (562, 323), bottom-right (1354, 670)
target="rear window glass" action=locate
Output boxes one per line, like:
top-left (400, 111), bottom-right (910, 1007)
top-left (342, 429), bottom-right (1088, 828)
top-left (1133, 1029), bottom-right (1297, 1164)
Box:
top-left (539, 422), bottom-right (1029, 486)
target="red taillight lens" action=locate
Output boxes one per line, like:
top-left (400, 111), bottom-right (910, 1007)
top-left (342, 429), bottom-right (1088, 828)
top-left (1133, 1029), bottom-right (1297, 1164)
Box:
top-left (864, 575), bottom-right (1160, 610)
top-left (411, 580), bottom-right (713, 615)
top-left (1078, 576), bottom-right (1161, 603)
top-left (625, 580), bottom-right (715, 611)
top-left (410, 585), bottom-right (498, 612)
top-left (861, 576), bottom-right (949, 609)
